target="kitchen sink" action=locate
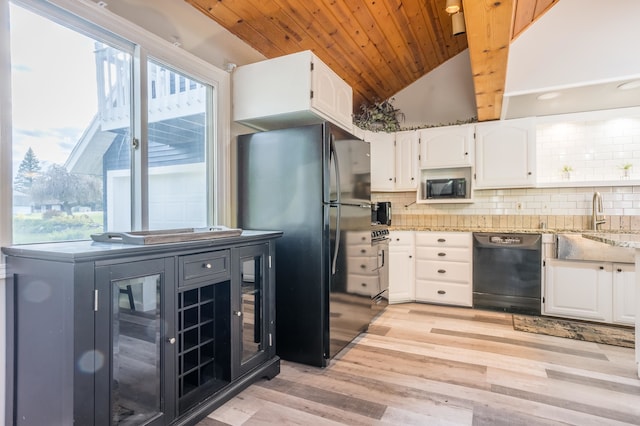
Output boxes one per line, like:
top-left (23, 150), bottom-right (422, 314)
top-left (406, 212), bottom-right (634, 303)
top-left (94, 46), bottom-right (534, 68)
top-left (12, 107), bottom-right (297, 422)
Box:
top-left (556, 233), bottom-right (635, 263)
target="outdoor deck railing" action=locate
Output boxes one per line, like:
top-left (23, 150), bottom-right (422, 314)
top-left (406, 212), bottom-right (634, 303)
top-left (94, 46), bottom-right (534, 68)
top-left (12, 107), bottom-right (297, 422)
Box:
top-left (95, 44), bottom-right (207, 131)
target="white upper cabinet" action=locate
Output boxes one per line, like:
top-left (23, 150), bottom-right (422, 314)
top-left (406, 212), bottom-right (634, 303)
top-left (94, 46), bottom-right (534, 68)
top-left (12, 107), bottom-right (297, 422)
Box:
top-left (474, 118), bottom-right (536, 189)
top-left (367, 131), bottom-right (396, 191)
top-left (366, 130), bottom-right (418, 192)
top-left (310, 58), bottom-right (353, 130)
top-left (419, 124), bottom-right (474, 168)
top-left (394, 130), bottom-right (419, 191)
top-left (233, 50), bottom-right (353, 132)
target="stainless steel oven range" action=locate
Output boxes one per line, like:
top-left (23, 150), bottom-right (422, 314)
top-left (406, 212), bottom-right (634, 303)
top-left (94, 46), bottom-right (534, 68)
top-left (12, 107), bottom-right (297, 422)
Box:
top-left (371, 226), bottom-right (389, 317)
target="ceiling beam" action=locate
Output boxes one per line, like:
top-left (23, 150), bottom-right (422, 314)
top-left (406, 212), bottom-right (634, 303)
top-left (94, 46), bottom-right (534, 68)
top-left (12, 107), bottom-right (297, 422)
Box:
top-left (463, 0), bottom-right (515, 121)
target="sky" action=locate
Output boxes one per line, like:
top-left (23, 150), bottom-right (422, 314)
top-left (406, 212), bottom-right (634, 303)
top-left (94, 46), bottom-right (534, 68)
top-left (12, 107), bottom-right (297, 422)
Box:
top-left (9, 3), bottom-right (99, 172)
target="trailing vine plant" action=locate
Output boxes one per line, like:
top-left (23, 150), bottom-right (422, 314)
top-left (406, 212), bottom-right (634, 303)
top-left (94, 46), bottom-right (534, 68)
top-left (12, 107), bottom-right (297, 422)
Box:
top-left (353, 98), bottom-right (404, 132)
top-left (353, 97), bottom-right (477, 132)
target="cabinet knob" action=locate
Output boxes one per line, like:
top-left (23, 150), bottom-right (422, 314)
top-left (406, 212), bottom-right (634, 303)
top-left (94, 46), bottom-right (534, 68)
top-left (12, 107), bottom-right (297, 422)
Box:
top-left (167, 337), bottom-right (176, 345)
top-left (528, 172), bottom-right (532, 175)
top-left (361, 282), bottom-right (367, 287)
top-left (599, 266), bottom-right (604, 270)
top-left (361, 249), bottom-right (366, 253)
top-left (233, 311), bottom-right (242, 317)
top-left (388, 178), bottom-right (393, 181)
top-left (437, 238), bottom-right (446, 243)
top-left (409, 255), bottom-right (412, 258)
top-left (617, 268), bottom-right (622, 272)
top-left (437, 290), bottom-right (446, 295)
top-left (437, 269), bottom-right (446, 274)
top-left (360, 264), bottom-right (366, 269)
top-left (464, 152), bottom-right (468, 156)
top-left (438, 252), bottom-right (446, 257)
top-left (204, 263), bottom-right (212, 269)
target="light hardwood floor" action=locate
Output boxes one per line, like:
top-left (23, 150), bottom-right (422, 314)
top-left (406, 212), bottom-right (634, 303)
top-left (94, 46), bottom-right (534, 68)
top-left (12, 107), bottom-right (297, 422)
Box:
top-left (198, 303), bottom-right (640, 425)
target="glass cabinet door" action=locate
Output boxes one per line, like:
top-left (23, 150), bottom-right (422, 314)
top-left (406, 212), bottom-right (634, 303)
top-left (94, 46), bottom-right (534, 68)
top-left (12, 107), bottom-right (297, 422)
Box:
top-left (95, 258), bottom-right (175, 426)
top-left (233, 244), bottom-right (271, 377)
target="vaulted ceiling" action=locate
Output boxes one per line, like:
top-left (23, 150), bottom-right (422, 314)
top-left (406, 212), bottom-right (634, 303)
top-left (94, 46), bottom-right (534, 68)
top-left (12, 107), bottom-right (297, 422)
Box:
top-left (184, 0), bottom-right (558, 121)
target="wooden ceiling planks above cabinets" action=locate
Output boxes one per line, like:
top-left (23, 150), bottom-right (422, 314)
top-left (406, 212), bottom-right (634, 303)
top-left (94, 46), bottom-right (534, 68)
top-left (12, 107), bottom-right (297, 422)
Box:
top-left (185, 0), bottom-right (557, 121)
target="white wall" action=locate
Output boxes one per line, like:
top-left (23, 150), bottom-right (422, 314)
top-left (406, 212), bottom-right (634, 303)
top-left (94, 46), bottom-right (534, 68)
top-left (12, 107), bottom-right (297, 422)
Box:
top-left (89, 0), bottom-right (265, 70)
top-left (506, 0), bottom-right (640, 94)
top-left (391, 50), bottom-right (477, 127)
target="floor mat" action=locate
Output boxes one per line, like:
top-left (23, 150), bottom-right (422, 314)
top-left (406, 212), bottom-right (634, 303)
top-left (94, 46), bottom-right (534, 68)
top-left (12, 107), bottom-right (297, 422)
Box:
top-left (512, 314), bottom-right (635, 348)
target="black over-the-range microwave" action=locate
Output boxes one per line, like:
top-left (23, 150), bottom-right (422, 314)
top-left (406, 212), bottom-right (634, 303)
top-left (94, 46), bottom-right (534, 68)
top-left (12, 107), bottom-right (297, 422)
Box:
top-left (426, 178), bottom-right (466, 199)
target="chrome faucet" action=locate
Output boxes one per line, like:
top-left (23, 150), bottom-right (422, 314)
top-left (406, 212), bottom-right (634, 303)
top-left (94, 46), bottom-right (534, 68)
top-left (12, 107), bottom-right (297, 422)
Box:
top-left (592, 191), bottom-right (606, 230)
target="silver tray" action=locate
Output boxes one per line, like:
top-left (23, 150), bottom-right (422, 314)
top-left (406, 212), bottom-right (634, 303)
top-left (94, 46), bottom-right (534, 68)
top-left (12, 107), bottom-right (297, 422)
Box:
top-left (90, 226), bottom-right (242, 245)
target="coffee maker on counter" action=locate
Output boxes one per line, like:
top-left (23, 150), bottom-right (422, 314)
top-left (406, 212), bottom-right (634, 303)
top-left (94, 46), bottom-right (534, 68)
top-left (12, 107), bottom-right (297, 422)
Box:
top-left (371, 201), bottom-right (392, 226)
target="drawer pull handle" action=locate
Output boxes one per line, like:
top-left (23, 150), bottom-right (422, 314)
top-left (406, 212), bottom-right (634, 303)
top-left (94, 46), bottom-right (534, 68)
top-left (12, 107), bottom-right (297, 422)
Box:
top-left (437, 290), bottom-right (446, 295)
top-left (599, 266), bottom-right (604, 270)
top-left (361, 283), bottom-right (367, 287)
top-left (438, 269), bottom-right (446, 274)
top-left (438, 252), bottom-right (446, 257)
top-left (361, 249), bottom-right (366, 254)
top-left (204, 263), bottom-right (212, 269)
top-left (360, 264), bottom-right (366, 269)
top-left (617, 268), bottom-right (622, 272)
top-left (437, 238), bottom-right (446, 243)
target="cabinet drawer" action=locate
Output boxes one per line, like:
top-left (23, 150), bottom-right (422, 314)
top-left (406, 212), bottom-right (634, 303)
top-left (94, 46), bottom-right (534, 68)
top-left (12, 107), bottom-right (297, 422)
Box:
top-left (179, 250), bottom-right (230, 286)
top-left (415, 259), bottom-right (470, 283)
top-left (415, 232), bottom-right (471, 248)
top-left (346, 274), bottom-right (377, 296)
top-left (415, 246), bottom-right (470, 262)
top-left (415, 280), bottom-right (472, 306)
top-left (389, 231), bottom-right (414, 247)
top-left (347, 244), bottom-right (375, 257)
top-left (347, 256), bottom-right (377, 275)
top-left (346, 232), bottom-right (370, 245)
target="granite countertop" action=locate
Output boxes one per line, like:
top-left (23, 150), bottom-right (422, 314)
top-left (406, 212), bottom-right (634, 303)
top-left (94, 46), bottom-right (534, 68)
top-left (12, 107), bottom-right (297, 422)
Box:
top-left (582, 232), bottom-right (640, 249)
top-left (390, 227), bottom-right (550, 233)
top-left (391, 227), bottom-right (640, 237)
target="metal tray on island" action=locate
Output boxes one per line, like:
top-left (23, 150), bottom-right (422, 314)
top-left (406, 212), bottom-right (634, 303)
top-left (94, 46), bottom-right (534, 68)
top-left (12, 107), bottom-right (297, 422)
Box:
top-left (90, 226), bottom-right (243, 245)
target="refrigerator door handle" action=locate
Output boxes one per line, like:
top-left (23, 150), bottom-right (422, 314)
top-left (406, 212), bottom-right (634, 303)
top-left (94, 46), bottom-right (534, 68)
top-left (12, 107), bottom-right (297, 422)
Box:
top-left (330, 134), bottom-right (341, 204)
top-left (331, 203), bottom-right (341, 275)
top-left (329, 133), bottom-right (342, 275)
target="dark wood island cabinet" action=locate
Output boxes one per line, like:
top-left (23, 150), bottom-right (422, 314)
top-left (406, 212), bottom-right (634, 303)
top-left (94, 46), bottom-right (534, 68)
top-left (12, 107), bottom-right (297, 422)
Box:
top-left (2, 230), bottom-right (282, 426)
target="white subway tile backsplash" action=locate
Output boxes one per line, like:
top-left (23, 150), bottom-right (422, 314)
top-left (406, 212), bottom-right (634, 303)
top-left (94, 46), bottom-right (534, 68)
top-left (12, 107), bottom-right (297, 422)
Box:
top-left (538, 116), bottom-right (640, 183)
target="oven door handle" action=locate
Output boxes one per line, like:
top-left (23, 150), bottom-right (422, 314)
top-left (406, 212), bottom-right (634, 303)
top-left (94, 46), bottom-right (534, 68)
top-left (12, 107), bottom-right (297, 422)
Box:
top-left (372, 243), bottom-right (387, 271)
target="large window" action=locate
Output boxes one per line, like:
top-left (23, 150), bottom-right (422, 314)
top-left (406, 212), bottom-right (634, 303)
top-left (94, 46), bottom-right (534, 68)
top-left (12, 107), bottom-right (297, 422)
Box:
top-left (6, 0), bottom-right (220, 244)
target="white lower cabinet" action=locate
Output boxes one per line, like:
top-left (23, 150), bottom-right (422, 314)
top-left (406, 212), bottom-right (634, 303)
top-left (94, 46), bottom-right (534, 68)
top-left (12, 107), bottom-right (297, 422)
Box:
top-left (545, 259), bottom-right (635, 325)
top-left (388, 231), bottom-right (472, 307)
top-left (414, 232), bottom-right (472, 307)
top-left (612, 263), bottom-right (636, 325)
top-left (388, 231), bottom-right (415, 303)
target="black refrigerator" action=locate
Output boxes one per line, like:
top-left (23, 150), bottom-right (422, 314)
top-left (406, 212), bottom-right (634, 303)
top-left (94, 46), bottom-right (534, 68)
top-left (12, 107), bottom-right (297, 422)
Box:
top-left (237, 122), bottom-right (373, 367)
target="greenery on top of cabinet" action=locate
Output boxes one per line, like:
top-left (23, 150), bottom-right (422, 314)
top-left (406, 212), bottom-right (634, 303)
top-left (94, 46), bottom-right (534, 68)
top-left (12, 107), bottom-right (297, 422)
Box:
top-left (353, 98), bottom-right (476, 132)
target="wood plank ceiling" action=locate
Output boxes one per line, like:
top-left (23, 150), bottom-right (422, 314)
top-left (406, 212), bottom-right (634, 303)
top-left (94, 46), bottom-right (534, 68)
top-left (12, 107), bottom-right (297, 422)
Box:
top-left (185, 0), bottom-right (557, 122)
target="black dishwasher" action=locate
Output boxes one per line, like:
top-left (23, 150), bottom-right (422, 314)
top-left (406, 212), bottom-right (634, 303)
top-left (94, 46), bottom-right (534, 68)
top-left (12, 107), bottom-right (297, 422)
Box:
top-left (472, 233), bottom-right (542, 315)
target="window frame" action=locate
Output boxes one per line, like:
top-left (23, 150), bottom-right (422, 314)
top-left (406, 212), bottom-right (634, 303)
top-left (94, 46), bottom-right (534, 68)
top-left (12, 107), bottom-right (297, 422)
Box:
top-left (0, 0), bottom-right (232, 250)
